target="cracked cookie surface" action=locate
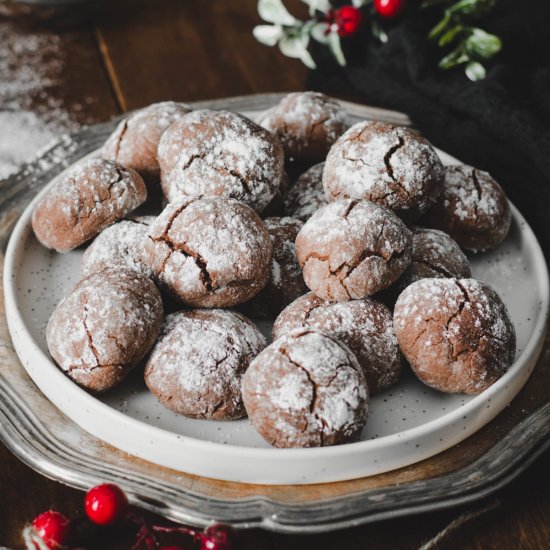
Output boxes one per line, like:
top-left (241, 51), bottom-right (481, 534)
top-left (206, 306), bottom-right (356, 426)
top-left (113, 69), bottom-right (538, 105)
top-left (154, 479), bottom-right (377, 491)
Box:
top-left (240, 216), bottom-right (307, 318)
top-left (258, 92), bottom-right (346, 164)
top-left (394, 278), bottom-right (516, 394)
top-left (46, 268), bottom-right (163, 393)
top-left (283, 162), bottom-right (328, 222)
top-left (323, 121), bottom-right (443, 221)
top-left (158, 109), bottom-right (284, 212)
top-left (393, 227), bottom-right (471, 296)
top-left (32, 158), bottom-right (147, 253)
top-left (242, 328), bottom-right (368, 448)
top-left (145, 309), bottom-right (266, 420)
top-left (273, 292), bottom-right (404, 393)
top-left (102, 101), bottom-right (192, 188)
top-left (81, 216), bottom-right (156, 279)
top-left (144, 197), bottom-right (272, 308)
top-left (295, 199), bottom-right (413, 301)
top-left (423, 164), bottom-right (511, 252)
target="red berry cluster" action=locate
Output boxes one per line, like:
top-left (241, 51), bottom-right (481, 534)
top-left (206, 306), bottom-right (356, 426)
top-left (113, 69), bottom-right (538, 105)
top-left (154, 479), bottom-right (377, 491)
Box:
top-left (325, 0), bottom-right (407, 38)
top-left (27, 483), bottom-right (233, 550)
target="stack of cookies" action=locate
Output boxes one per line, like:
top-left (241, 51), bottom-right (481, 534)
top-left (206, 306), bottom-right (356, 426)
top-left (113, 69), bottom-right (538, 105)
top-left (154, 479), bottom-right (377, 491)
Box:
top-left (33, 93), bottom-right (516, 449)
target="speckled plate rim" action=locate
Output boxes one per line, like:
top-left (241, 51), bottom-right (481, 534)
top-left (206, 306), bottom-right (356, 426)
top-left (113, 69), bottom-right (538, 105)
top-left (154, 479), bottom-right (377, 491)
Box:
top-left (3, 100), bottom-right (549, 485)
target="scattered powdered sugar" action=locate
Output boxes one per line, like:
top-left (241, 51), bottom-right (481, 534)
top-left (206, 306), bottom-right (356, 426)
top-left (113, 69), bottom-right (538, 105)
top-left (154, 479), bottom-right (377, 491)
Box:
top-left (0, 23), bottom-right (84, 179)
top-left (284, 162), bottom-right (328, 222)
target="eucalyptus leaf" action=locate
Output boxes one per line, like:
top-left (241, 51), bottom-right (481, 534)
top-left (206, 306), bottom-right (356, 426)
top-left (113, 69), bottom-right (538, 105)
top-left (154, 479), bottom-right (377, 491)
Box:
top-left (258, 0), bottom-right (297, 26)
top-left (311, 22), bottom-right (330, 44)
top-left (464, 28), bottom-right (501, 59)
top-left (253, 24), bottom-right (284, 46)
top-left (279, 33), bottom-right (317, 69)
top-left (352, 0), bottom-right (370, 7)
top-left (429, 14), bottom-right (451, 40)
top-left (465, 60), bottom-right (486, 80)
top-left (327, 31), bottom-right (346, 67)
top-left (438, 24), bottom-right (463, 46)
top-left (439, 48), bottom-right (469, 69)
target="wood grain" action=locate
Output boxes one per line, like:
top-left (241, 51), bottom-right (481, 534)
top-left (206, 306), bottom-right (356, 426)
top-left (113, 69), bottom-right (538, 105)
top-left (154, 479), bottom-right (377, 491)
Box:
top-left (93, 0), bottom-right (308, 109)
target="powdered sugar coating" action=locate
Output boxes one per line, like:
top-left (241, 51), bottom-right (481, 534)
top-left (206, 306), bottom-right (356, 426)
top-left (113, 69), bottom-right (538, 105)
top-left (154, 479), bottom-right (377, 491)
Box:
top-left (32, 158), bottom-right (147, 253)
top-left (81, 216), bottom-right (155, 278)
top-left (258, 92), bottom-right (346, 163)
top-left (394, 278), bottom-right (516, 394)
top-left (102, 101), bottom-right (192, 186)
top-left (241, 216), bottom-right (307, 317)
top-left (145, 310), bottom-right (266, 420)
top-left (273, 292), bottom-right (403, 393)
top-left (423, 164), bottom-right (511, 252)
top-left (144, 197), bottom-right (272, 307)
top-left (158, 109), bottom-right (284, 212)
top-left (242, 328), bottom-right (369, 448)
top-left (394, 227), bottom-right (471, 295)
top-left (46, 269), bottom-right (163, 393)
top-left (295, 199), bottom-right (413, 301)
top-left (323, 121), bottom-right (443, 221)
top-left (284, 162), bottom-right (328, 222)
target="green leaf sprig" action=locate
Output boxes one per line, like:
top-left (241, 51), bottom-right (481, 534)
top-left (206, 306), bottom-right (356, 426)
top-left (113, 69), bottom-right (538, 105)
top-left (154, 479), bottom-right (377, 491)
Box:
top-left (427, 0), bottom-right (501, 80)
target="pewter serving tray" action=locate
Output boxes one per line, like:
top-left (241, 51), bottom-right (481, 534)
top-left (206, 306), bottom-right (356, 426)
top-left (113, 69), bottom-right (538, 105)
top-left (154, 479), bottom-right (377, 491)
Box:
top-left (1, 94), bottom-right (549, 532)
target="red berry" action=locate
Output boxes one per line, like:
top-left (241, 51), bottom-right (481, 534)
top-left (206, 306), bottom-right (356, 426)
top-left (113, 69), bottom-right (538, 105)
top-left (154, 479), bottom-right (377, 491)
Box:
top-left (32, 511), bottom-right (71, 549)
top-left (84, 483), bottom-right (128, 526)
top-left (374, 0), bottom-right (407, 18)
top-left (200, 524), bottom-right (234, 550)
top-left (333, 6), bottom-right (363, 37)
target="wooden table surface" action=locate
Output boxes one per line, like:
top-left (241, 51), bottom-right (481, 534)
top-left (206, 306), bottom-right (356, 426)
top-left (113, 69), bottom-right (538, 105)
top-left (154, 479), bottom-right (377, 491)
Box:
top-left (1, 1), bottom-right (549, 548)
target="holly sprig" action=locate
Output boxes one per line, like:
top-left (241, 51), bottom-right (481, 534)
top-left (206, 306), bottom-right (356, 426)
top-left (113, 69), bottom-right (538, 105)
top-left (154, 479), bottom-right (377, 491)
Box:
top-left (253, 0), bottom-right (502, 81)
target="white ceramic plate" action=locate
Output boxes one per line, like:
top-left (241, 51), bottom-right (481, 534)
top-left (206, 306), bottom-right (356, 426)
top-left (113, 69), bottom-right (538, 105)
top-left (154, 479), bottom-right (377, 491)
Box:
top-left (4, 108), bottom-right (548, 485)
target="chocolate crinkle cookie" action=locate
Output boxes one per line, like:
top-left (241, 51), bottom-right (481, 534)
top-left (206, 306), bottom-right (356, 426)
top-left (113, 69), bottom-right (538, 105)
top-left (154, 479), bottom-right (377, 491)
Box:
top-left (283, 162), bottom-right (328, 222)
top-left (242, 328), bottom-right (369, 448)
top-left (145, 309), bottom-right (266, 420)
top-left (102, 101), bottom-right (192, 188)
top-left (158, 109), bottom-right (284, 212)
top-left (423, 164), bottom-right (511, 252)
top-left (32, 158), bottom-right (147, 253)
top-left (145, 197), bottom-right (272, 308)
top-left (46, 268), bottom-right (163, 393)
top-left (80, 216), bottom-right (155, 279)
top-left (394, 278), bottom-right (516, 395)
top-left (393, 227), bottom-right (471, 296)
top-left (241, 216), bottom-right (307, 318)
top-left (258, 91), bottom-right (346, 164)
top-left (323, 121), bottom-right (444, 222)
top-left (295, 199), bottom-right (413, 301)
top-left (273, 292), bottom-right (403, 393)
